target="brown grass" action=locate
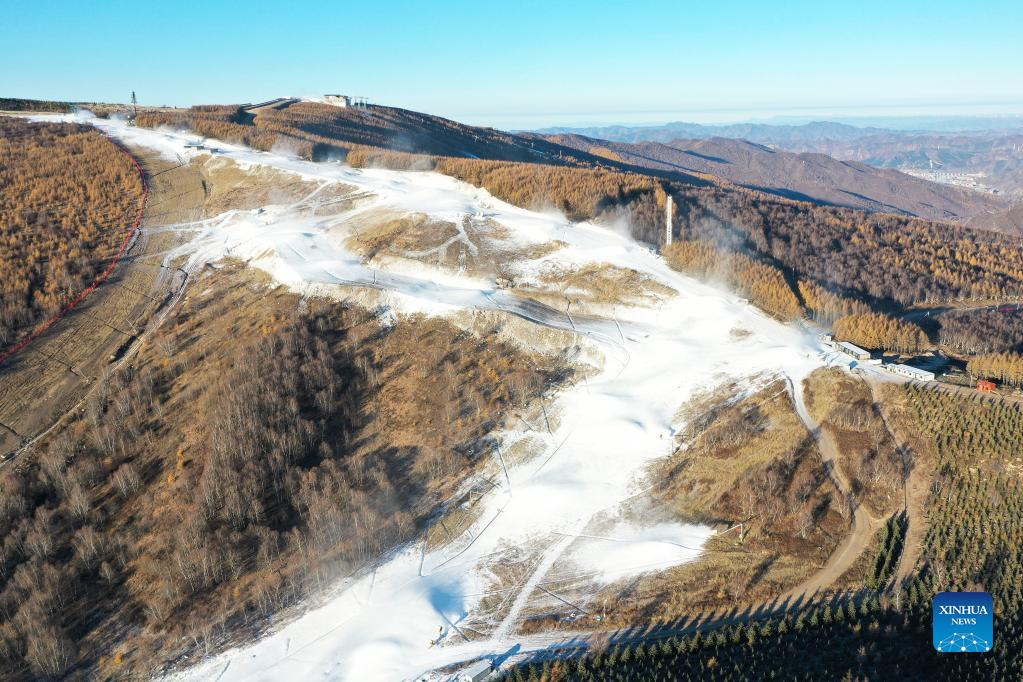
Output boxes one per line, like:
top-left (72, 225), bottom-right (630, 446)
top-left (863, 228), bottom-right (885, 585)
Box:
top-left (518, 381), bottom-right (848, 630)
top-left (537, 263), bottom-right (676, 307)
top-left (802, 368), bottom-right (906, 517)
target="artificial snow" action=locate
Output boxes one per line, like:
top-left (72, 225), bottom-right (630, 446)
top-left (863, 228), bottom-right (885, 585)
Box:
top-left (24, 113), bottom-right (831, 681)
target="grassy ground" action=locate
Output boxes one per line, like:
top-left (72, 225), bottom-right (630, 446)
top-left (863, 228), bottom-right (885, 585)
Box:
top-left (801, 369), bottom-right (906, 518)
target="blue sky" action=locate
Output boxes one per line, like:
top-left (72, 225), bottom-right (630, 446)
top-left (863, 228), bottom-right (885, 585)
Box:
top-left (3, 0), bottom-right (1022, 128)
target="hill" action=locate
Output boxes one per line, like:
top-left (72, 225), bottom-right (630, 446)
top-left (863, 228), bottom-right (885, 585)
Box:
top-left (135, 100), bottom-right (610, 167)
top-left (545, 133), bottom-right (1008, 223)
top-left (0, 117), bottom-right (146, 353)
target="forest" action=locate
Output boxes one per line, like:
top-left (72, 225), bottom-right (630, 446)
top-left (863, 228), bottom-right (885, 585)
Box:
top-left (663, 241), bottom-right (802, 320)
top-left (935, 307), bottom-right (1023, 354)
top-left (0, 270), bottom-right (566, 679)
top-left (501, 384), bottom-right (1023, 680)
top-left (832, 312), bottom-right (930, 353)
top-left (0, 117), bottom-right (145, 353)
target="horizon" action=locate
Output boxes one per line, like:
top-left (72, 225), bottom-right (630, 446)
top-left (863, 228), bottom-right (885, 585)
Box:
top-left (4, 0), bottom-right (1022, 131)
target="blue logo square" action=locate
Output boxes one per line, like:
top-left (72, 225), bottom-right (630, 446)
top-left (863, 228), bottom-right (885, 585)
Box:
top-left (933, 591), bottom-right (993, 653)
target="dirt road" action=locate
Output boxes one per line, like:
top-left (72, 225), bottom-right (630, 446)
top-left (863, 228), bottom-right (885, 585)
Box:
top-left (781, 377), bottom-right (881, 601)
top-left (868, 380), bottom-right (929, 586)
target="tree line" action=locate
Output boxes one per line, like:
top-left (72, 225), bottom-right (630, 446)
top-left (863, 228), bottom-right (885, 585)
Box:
top-left (833, 312), bottom-right (930, 353)
top-left (663, 241), bottom-right (802, 320)
top-left (966, 352), bottom-right (1023, 387)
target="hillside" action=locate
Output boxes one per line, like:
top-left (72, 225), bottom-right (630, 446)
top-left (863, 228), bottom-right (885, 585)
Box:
top-left (136, 100), bottom-right (609, 167)
top-left (0, 117), bottom-right (146, 352)
top-left (545, 133), bottom-right (1008, 222)
top-left (969, 202), bottom-right (1023, 234)
top-left (796, 131), bottom-right (1023, 198)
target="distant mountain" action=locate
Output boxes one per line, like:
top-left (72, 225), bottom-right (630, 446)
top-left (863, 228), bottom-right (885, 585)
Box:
top-left (771, 132), bottom-right (1023, 197)
top-left (546, 134), bottom-right (1011, 226)
top-left (534, 120), bottom-right (895, 145)
top-left (535, 119), bottom-right (1023, 202)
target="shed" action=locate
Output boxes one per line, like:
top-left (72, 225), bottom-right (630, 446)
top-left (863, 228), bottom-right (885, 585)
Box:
top-left (458, 659), bottom-right (493, 682)
top-left (882, 363), bottom-right (936, 382)
top-left (836, 341), bottom-right (870, 361)
top-left (978, 380), bottom-right (997, 393)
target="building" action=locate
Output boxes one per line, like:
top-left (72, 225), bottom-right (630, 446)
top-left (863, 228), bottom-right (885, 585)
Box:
top-left (836, 341), bottom-right (870, 361)
top-left (883, 363), bottom-right (936, 382)
top-left (458, 659), bottom-right (493, 682)
top-left (978, 380), bottom-right (997, 393)
top-left (324, 94), bottom-right (352, 107)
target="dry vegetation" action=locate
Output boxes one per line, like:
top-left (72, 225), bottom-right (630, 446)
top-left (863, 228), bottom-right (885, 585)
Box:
top-left (0, 99), bottom-right (73, 113)
top-left (801, 369), bottom-right (907, 517)
top-left (0, 118), bottom-right (145, 351)
top-left (344, 212), bottom-right (462, 261)
top-left (966, 351), bottom-right (1023, 387)
top-left (586, 382), bottom-right (847, 623)
top-left (193, 155), bottom-right (354, 215)
top-left (0, 265), bottom-right (569, 679)
top-left (797, 279), bottom-right (872, 326)
top-left (535, 263), bottom-right (676, 308)
top-left (136, 106), bottom-right (315, 158)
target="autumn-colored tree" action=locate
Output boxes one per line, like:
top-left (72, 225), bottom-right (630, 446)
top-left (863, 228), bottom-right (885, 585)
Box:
top-left (0, 118), bottom-right (144, 351)
top-left (798, 280), bottom-right (871, 325)
top-left (665, 241), bottom-right (803, 320)
top-left (834, 313), bottom-right (929, 352)
top-left (967, 351), bottom-right (1023, 387)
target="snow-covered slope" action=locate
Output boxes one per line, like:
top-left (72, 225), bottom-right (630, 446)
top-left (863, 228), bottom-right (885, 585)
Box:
top-left (31, 113), bottom-right (827, 681)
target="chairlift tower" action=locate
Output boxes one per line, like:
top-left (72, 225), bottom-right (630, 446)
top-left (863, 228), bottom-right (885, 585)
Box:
top-left (128, 91), bottom-right (138, 126)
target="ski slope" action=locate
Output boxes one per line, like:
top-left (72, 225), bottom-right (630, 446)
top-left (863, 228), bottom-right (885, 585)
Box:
top-left (29, 113), bottom-right (828, 681)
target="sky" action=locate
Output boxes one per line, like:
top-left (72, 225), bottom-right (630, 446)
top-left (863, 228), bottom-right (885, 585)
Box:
top-left (3, 0), bottom-right (1022, 129)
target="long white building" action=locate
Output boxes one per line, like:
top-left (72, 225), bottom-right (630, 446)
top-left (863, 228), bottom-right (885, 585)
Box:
top-left (883, 363), bottom-right (935, 382)
top-left (836, 341), bottom-right (870, 361)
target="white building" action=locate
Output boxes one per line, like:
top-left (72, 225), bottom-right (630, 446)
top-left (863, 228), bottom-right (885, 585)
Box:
top-left (883, 363), bottom-right (935, 382)
top-left (458, 659), bottom-right (493, 681)
top-left (323, 94), bottom-right (351, 107)
top-left (836, 341), bottom-right (870, 361)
